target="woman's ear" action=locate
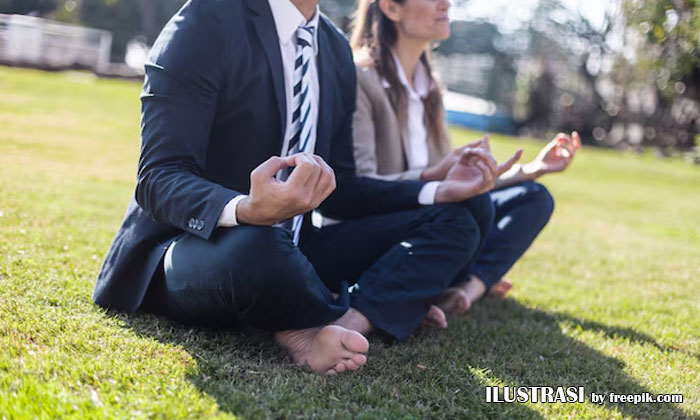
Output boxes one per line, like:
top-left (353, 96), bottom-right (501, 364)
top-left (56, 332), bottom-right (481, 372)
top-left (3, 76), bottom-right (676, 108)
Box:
top-left (378, 0), bottom-right (402, 23)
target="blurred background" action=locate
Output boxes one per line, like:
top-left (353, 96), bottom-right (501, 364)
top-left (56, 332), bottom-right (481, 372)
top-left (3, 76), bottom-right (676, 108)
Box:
top-left (0, 0), bottom-right (698, 161)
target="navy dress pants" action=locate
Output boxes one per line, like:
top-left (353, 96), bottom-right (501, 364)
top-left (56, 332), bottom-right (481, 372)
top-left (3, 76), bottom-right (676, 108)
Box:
top-left (142, 195), bottom-right (493, 341)
top-left (469, 181), bottom-right (555, 289)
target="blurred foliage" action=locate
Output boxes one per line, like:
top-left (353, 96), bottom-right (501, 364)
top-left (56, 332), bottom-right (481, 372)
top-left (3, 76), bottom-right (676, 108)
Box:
top-left (624, 0), bottom-right (700, 97)
top-left (498, 0), bottom-right (698, 153)
top-left (617, 0), bottom-right (699, 152)
top-left (1, 0), bottom-right (697, 154)
top-left (0, 0), bottom-right (57, 16)
top-left (515, 0), bottom-right (615, 142)
top-left (77, 0), bottom-right (184, 61)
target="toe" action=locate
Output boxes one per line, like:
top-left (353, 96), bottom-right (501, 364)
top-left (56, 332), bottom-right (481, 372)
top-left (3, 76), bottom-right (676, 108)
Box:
top-left (325, 368), bottom-right (338, 376)
top-left (340, 329), bottom-right (369, 354)
top-left (352, 353), bottom-right (367, 367)
top-left (344, 359), bottom-right (359, 371)
top-left (429, 305), bottom-right (447, 327)
top-left (457, 297), bottom-right (471, 314)
top-left (334, 362), bottom-right (347, 373)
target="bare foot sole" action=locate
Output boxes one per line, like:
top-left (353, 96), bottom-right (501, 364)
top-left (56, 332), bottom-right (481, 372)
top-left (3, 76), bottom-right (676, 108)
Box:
top-left (275, 325), bottom-right (369, 375)
top-left (488, 279), bottom-right (513, 299)
top-left (437, 287), bottom-right (473, 315)
top-left (421, 305), bottom-right (448, 329)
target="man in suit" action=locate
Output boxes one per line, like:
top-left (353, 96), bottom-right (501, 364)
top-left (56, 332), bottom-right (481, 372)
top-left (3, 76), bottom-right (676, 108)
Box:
top-left (94, 0), bottom-right (516, 375)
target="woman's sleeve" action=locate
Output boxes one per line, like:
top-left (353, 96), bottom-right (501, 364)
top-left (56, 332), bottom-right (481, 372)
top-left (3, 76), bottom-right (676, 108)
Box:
top-left (352, 76), bottom-right (423, 181)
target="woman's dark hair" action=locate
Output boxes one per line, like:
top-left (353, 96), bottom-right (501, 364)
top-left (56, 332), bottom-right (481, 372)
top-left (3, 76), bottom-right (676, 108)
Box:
top-left (350, 0), bottom-right (449, 153)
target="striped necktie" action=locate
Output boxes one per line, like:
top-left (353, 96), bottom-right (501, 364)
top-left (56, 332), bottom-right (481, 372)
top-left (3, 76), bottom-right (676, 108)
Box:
top-left (280, 25), bottom-right (315, 245)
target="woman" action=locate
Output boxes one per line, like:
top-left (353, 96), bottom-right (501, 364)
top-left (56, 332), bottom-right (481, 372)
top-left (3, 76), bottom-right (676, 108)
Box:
top-left (349, 0), bottom-right (581, 314)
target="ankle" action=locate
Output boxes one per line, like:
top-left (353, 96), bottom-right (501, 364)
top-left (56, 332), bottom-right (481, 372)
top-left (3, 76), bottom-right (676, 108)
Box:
top-left (463, 275), bottom-right (487, 301)
top-left (335, 308), bottom-right (373, 335)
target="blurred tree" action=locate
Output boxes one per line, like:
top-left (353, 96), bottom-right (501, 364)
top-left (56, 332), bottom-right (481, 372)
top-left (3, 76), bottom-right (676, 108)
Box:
top-left (514, 0), bottom-right (617, 143)
top-left (622, 0), bottom-right (699, 152)
top-left (320, 0), bottom-right (355, 31)
top-left (625, 0), bottom-right (699, 97)
top-left (516, 0), bottom-right (698, 153)
top-left (0, 0), bottom-right (57, 16)
top-left (77, 0), bottom-right (184, 61)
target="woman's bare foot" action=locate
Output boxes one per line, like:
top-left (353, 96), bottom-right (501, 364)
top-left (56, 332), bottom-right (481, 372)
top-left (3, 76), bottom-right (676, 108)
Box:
top-left (438, 287), bottom-right (473, 314)
top-left (488, 279), bottom-right (513, 299)
top-left (420, 305), bottom-right (448, 329)
top-left (438, 275), bottom-right (487, 315)
top-left (275, 325), bottom-right (369, 375)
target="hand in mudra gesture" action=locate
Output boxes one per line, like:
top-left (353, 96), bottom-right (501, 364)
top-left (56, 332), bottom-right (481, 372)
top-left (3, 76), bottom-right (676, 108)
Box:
top-left (421, 134), bottom-right (490, 182)
top-left (524, 132), bottom-right (582, 179)
top-left (435, 141), bottom-right (523, 204)
top-left (237, 153), bottom-right (336, 225)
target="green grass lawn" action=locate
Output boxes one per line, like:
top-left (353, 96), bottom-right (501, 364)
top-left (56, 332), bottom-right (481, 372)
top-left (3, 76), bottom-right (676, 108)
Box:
top-left (1, 66), bottom-right (699, 419)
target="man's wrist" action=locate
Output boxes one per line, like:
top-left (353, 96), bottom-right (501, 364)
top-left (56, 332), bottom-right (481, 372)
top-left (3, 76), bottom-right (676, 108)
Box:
top-left (217, 194), bottom-right (248, 227)
top-left (418, 181), bottom-right (440, 205)
top-left (235, 195), bottom-right (253, 225)
top-left (434, 181), bottom-right (452, 204)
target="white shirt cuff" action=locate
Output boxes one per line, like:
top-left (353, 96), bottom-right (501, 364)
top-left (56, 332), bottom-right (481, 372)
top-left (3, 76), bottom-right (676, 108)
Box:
top-left (217, 195), bottom-right (248, 227)
top-left (418, 181), bottom-right (440, 205)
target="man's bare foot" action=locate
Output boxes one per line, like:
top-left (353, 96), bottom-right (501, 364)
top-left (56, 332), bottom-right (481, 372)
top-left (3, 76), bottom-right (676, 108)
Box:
top-left (420, 305), bottom-right (448, 329)
top-left (438, 275), bottom-right (487, 315)
top-left (488, 279), bottom-right (513, 299)
top-left (275, 325), bottom-right (369, 375)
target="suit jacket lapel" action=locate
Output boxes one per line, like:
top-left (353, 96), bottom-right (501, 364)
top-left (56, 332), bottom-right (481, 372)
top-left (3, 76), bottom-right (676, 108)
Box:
top-left (315, 25), bottom-right (333, 159)
top-left (247, 0), bottom-right (286, 142)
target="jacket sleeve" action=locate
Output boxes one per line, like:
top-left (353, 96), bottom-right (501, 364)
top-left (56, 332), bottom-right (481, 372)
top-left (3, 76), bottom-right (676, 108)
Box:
top-left (352, 71), bottom-right (424, 181)
top-left (134, 2), bottom-right (241, 240)
top-left (320, 65), bottom-right (426, 220)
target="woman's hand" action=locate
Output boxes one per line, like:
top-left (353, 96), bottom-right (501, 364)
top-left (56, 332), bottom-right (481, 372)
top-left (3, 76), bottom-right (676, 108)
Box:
top-left (434, 146), bottom-right (523, 204)
top-left (522, 132), bottom-right (582, 180)
top-left (421, 135), bottom-right (489, 181)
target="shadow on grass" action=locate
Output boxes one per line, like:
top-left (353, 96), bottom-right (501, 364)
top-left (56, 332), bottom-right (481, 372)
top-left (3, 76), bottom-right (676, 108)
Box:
top-left (113, 298), bottom-right (696, 419)
top-left (442, 299), bottom-right (697, 419)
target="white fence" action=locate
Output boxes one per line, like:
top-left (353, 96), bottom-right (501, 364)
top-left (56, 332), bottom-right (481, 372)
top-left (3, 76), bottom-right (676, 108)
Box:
top-left (0, 14), bottom-right (111, 72)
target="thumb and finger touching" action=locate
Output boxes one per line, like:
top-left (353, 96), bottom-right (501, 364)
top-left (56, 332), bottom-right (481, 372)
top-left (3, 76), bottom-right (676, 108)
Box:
top-left (497, 148), bottom-right (523, 175)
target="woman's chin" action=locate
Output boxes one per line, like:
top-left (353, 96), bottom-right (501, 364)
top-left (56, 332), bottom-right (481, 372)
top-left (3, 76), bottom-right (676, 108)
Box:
top-left (434, 29), bottom-right (450, 41)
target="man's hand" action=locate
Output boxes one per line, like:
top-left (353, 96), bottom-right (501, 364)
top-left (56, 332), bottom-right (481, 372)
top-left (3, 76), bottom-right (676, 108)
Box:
top-left (522, 131), bottom-right (581, 180)
top-left (236, 153), bottom-right (336, 225)
top-left (434, 147), bottom-right (523, 204)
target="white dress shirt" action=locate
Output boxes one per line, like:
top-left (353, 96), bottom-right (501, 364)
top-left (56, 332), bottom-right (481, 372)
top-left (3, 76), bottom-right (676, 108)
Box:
top-left (218, 1), bottom-right (435, 227)
top-left (271, 0), bottom-right (320, 160)
top-left (385, 54), bottom-right (440, 205)
top-left (393, 53), bottom-right (431, 171)
top-left (218, 1), bottom-right (320, 227)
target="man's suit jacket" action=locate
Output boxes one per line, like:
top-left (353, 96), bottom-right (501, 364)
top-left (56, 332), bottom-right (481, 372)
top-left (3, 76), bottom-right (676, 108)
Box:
top-left (93, 0), bottom-right (427, 312)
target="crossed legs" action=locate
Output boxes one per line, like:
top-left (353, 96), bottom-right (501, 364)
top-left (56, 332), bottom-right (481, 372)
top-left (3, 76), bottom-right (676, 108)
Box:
top-left (141, 199), bottom-right (493, 373)
top-left (440, 182), bottom-right (555, 314)
top-left (142, 226), bottom-right (367, 375)
top-left (301, 200), bottom-right (488, 340)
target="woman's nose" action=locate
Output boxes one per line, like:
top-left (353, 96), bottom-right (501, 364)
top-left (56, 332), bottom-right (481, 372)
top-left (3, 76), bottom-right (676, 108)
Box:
top-left (440, 0), bottom-right (451, 12)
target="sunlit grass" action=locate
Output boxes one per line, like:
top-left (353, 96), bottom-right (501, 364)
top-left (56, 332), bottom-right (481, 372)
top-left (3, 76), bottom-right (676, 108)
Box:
top-left (1, 66), bottom-right (699, 419)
